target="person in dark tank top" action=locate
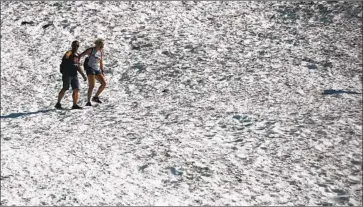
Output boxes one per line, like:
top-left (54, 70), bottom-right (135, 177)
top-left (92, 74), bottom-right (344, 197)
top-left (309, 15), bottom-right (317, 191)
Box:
top-left (55, 40), bottom-right (87, 110)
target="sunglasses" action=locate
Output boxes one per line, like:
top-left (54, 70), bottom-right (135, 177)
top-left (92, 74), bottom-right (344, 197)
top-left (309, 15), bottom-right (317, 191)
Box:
top-left (72, 45), bottom-right (80, 48)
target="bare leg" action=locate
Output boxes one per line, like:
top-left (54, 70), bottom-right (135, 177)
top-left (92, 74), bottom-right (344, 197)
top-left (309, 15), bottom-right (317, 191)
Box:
top-left (94, 74), bottom-right (106, 98)
top-left (72, 89), bottom-right (79, 105)
top-left (57, 89), bottom-right (66, 104)
top-left (87, 75), bottom-right (96, 102)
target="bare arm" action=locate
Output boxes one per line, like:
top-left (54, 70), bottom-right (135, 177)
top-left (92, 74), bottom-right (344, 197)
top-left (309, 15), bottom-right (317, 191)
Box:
top-left (79, 48), bottom-right (92, 58)
top-left (77, 66), bottom-right (87, 80)
top-left (100, 51), bottom-right (104, 73)
top-left (100, 59), bottom-right (104, 73)
top-left (64, 51), bottom-right (72, 59)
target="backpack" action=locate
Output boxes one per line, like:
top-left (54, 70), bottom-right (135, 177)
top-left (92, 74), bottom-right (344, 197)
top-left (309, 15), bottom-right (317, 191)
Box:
top-left (59, 55), bottom-right (67, 74)
top-left (59, 62), bottom-right (64, 74)
top-left (83, 47), bottom-right (94, 71)
top-left (59, 51), bottom-right (78, 74)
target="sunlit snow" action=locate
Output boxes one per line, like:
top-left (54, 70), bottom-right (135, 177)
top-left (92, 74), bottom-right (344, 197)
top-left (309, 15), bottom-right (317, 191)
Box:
top-left (1, 1), bottom-right (362, 206)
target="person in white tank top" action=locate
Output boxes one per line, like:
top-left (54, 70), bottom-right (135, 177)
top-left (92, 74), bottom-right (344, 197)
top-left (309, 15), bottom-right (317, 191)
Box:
top-left (79, 38), bottom-right (107, 106)
top-left (88, 48), bottom-right (102, 71)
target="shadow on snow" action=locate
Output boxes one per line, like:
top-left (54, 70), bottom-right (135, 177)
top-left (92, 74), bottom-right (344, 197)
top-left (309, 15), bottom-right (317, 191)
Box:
top-left (0, 109), bottom-right (55, 119)
top-left (322, 89), bottom-right (362, 95)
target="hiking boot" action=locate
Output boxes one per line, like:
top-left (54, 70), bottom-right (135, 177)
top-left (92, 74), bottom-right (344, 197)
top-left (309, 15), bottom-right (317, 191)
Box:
top-left (71, 104), bottom-right (83, 109)
top-left (85, 102), bottom-right (92, 106)
top-left (55, 103), bottom-right (62, 109)
top-left (92, 96), bottom-right (102, 103)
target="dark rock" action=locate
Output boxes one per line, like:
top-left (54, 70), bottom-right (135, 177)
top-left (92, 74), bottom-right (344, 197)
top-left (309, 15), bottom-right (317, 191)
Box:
top-left (307, 64), bottom-right (318, 70)
top-left (331, 188), bottom-right (347, 195)
top-left (132, 45), bottom-right (140, 50)
top-left (142, 43), bottom-right (153, 48)
top-left (21, 21), bottom-right (35, 26)
top-left (351, 160), bottom-right (361, 165)
top-left (170, 167), bottom-right (183, 176)
top-left (138, 164), bottom-right (149, 172)
top-left (333, 195), bottom-right (349, 203)
top-left (232, 115), bottom-right (241, 120)
top-left (323, 62), bottom-right (333, 68)
top-left (131, 63), bottom-right (146, 71)
top-left (42, 23), bottom-right (54, 29)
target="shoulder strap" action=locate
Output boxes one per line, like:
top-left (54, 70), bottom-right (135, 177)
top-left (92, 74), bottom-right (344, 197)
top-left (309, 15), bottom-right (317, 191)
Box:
top-left (89, 47), bottom-right (94, 57)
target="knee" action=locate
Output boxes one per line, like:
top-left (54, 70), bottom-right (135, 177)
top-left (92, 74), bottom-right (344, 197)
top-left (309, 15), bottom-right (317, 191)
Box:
top-left (102, 81), bottom-right (106, 87)
top-left (88, 82), bottom-right (95, 89)
top-left (73, 89), bottom-right (79, 94)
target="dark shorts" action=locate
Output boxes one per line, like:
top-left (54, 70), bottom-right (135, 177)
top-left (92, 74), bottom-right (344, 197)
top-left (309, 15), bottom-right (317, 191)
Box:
top-left (62, 76), bottom-right (79, 90)
top-left (86, 68), bottom-right (102, 76)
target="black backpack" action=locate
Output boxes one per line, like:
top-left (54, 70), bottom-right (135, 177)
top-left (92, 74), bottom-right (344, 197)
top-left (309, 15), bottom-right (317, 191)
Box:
top-left (59, 55), bottom-right (67, 74)
top-left (59, 63), bottom-right (64, 74)
top-left (83, 47), bottom-right (94, 71)
top-left (59, 51), bottom-right (79, 74)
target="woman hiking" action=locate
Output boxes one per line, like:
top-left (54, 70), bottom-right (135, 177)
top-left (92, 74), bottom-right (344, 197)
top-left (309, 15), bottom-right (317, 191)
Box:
top-left (79, 38), bottom-right (107, 106)
top-left (55, 40), bottom-right (87, 110)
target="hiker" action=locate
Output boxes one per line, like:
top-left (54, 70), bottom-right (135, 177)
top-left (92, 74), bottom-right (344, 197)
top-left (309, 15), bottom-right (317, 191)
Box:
top-left (79, 38), bottom-right (107, 106)
top-left (55, 40), bottom-right (87, 109)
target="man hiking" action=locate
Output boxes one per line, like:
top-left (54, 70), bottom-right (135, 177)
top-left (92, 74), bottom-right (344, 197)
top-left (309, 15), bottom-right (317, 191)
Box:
top-left (55, 40), bottom-right (87, 109)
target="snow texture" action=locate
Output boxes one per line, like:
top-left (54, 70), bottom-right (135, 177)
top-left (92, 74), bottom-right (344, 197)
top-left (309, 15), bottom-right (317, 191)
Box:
top-left (1, 1), bottom-right (362, 206)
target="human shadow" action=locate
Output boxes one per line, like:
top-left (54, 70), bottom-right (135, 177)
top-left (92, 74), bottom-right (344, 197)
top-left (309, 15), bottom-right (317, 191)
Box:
top-left (322, 89), bottom-right (362, 95)
top-left (0, 109), bottom-right (55, 119)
